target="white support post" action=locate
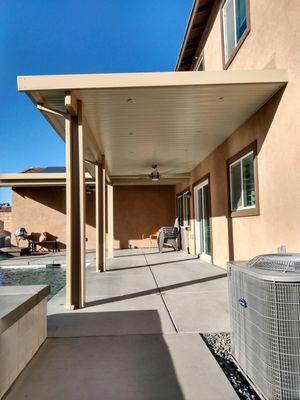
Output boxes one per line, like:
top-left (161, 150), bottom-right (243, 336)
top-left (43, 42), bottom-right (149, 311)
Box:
top-left (78, 100), bottom-right (86, 307)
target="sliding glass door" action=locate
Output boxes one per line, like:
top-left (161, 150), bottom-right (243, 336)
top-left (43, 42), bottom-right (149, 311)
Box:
top-left (194, 179), bottom-right (211, 261)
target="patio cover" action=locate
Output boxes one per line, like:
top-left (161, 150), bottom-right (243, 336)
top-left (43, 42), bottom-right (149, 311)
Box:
top-left (17, 70), bottom-right (287, 183)
top-left (15, 70), bottom-right (288, 309)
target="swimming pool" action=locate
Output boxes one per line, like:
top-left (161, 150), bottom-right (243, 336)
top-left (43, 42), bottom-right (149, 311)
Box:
top-left (0, 266), bottom-right (66, 299)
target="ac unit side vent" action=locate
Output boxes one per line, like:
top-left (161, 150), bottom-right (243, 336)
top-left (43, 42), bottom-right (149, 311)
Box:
top-left (228, 255), bottom-right (300, 400)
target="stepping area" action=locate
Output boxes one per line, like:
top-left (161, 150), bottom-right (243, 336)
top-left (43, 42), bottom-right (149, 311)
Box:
top-left (5, 249), bottom-right (237, 400)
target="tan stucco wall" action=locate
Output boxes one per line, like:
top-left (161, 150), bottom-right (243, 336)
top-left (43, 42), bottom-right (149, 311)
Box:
top-left (114, 185), bottom-right (175, 249)
top-left (177, 0), bottom-right (300, 268)
top-left (11, 188), bottom-right (96, 250)
top-left (12, 185), bottom-right (176, 252)
top-left (0, 210), bottom-right (12, 235)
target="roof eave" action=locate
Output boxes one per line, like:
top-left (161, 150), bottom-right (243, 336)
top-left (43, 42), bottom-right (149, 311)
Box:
top-left (175, 0), bottom-right (198, 71)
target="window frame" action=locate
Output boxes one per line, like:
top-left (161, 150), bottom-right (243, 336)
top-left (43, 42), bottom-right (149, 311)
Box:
top-left (192, 173), bottom-right (213, 263)
top-left (220, 0), bottom-right (251, 69)
top-left (227, 141), bottom-right (259, 218)
top-left (176, 195), bottom-right (183, 227)
top-left (176, 189), bottom-right (191, 227)
top-left (182, 191), bottom-right (191, 226)
top-left (195, 53), bottom-right (205, 71)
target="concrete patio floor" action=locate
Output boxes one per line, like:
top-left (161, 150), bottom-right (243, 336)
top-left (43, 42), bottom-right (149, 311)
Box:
top-left (4, 248), bottom-right (238, 400)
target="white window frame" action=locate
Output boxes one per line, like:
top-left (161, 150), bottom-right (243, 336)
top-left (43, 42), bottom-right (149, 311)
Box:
top-left (195, 55), bottom-right (204, 71)
top-left (193, 179), bottom-right (211, 261)
top-left (177, 195), bottom-right (183, 226)
top-left (183, 191), bottom-right (190, 227)
top-left (177, 191), bottom-right (190, 227)
top-left (229, 150), bottom-right (255, 211)
top-left (222, 0), bottom-right (247, 63)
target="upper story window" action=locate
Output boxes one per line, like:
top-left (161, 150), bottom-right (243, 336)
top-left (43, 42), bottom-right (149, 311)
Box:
top-left (227, 142), bottom-right (259, 217)
top-left (221, 0), bottom-right (250, 67)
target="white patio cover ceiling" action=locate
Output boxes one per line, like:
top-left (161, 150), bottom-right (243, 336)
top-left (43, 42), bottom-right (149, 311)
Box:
top-left (17, 70), bottom-right (287, 183)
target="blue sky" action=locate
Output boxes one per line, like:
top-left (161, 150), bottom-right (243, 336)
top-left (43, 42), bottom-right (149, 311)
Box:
top-left (0, 0), bottom-right (193, 203)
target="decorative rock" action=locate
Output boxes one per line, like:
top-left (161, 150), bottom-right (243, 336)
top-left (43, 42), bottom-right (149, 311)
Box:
top-left (202, 332), bottom-right (261, 400)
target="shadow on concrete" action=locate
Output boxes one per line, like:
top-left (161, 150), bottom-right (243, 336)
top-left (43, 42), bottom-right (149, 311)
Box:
top-left (0, 249), bottom-right (14, 259)
top-left (8, 311), bottom-right (185, 400)
top-left (114, 250), bottom-right (160, 258)
top-left (86, 273), bottom-right (227, 307)
top-left (48, 310), bottom-right (166, 337)
top-left (108, 257), bottom-right (198, 272)
top-left (113, 248), bottom-right (178, 258)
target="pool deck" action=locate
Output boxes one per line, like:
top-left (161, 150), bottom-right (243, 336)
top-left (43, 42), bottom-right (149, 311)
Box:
top-left (4, 248), bottom-right (238, 400)
top-left (0, 250), bottom-right (95, 267)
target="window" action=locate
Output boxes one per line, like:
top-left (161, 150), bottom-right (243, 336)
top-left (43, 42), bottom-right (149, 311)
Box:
top-left (196, 55), bottom-right (204, 71)
top-left (228, 142), bottom-right (259, 217)
top-left (222, 0), bottom-right (249, 65)
top-left (183, 192), bottom-right (191, 225)
top-left (177, 191), bottom-right (191, 226)
top-left (177, 196), bottom-right (183, 226)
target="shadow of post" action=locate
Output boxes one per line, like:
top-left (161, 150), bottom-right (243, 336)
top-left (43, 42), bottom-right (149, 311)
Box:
top-left (6, 311), bottom-right (185, 400)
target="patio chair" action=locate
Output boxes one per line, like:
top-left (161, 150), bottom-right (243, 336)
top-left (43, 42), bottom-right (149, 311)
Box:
top-left (157, 219), bottom-right (180, 252)
top-left (29, 232), bottom-right (59, 253)
top-left (142, 230), bottom-right (160, 249)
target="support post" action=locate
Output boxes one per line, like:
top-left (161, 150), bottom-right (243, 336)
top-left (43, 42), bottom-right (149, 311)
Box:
top-left (107, 184), bottom-right (114, 258)
top-left (65, 97), bottom-right (85, 309)
top-left (96, 155), bottom-right (106, 271)
top-left (78, 101), bottom-right (86, 307)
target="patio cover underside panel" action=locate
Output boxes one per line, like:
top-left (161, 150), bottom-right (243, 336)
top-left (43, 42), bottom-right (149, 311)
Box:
top-left (18, 70), bottom-right (287, 179)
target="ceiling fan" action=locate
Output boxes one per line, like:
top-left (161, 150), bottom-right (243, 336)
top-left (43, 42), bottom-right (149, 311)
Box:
top-left (111, 165), bottom-right (190, 183)
top-left (148, 164), bottom-right (160, 181)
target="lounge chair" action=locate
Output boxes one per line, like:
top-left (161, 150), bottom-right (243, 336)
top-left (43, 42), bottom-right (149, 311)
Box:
top-left (157, 219), bottom-right (180, 252)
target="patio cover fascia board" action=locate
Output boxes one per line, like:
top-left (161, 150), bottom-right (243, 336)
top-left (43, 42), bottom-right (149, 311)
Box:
top-left (18, 70), bottom-right (288, 91)
top-left (17, 70), bottom-right (288, 182)
top-left (0, 172), bottom-right (95, 187)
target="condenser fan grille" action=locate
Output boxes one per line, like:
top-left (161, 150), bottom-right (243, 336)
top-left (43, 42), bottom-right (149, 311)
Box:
top-left (248, 253), bottom-right (300, 272)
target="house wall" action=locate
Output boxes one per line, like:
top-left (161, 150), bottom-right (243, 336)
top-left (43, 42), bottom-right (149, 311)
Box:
top-left (11, 185), bottom-right (175, 251)
top-left (114, 185), bottom-right (175, 249)
top-left (0, 209), bottom-right (12, 235)
top-left (177, 0), bottom-right (300, 267)
top-left (11, 187), bottom-right (96, 250)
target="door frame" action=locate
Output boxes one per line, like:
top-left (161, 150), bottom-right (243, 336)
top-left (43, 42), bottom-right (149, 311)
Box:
top-left (192, 174), bottom-right (213, 263)
top-left (176, 187), bottom-right (191, 253)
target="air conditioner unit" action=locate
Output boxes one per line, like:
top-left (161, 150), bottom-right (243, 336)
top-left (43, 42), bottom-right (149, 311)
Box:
top-left (228, 254), bottom-right (300, 400)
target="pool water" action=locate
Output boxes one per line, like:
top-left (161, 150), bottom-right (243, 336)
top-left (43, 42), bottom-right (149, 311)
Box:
top-left (0, 267), bottom-right (66, 299)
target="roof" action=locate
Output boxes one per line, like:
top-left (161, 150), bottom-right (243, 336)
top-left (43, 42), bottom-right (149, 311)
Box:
top-left (176, 0), bottom-right (216, 71)
top-left (16, 70), bottom-right (288, 185)
top-left (22, 166), bottom-right (66, 174)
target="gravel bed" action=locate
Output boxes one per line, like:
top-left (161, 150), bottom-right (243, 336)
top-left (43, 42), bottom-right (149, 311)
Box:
top-left (201, 332), bottom-right (261, 400)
